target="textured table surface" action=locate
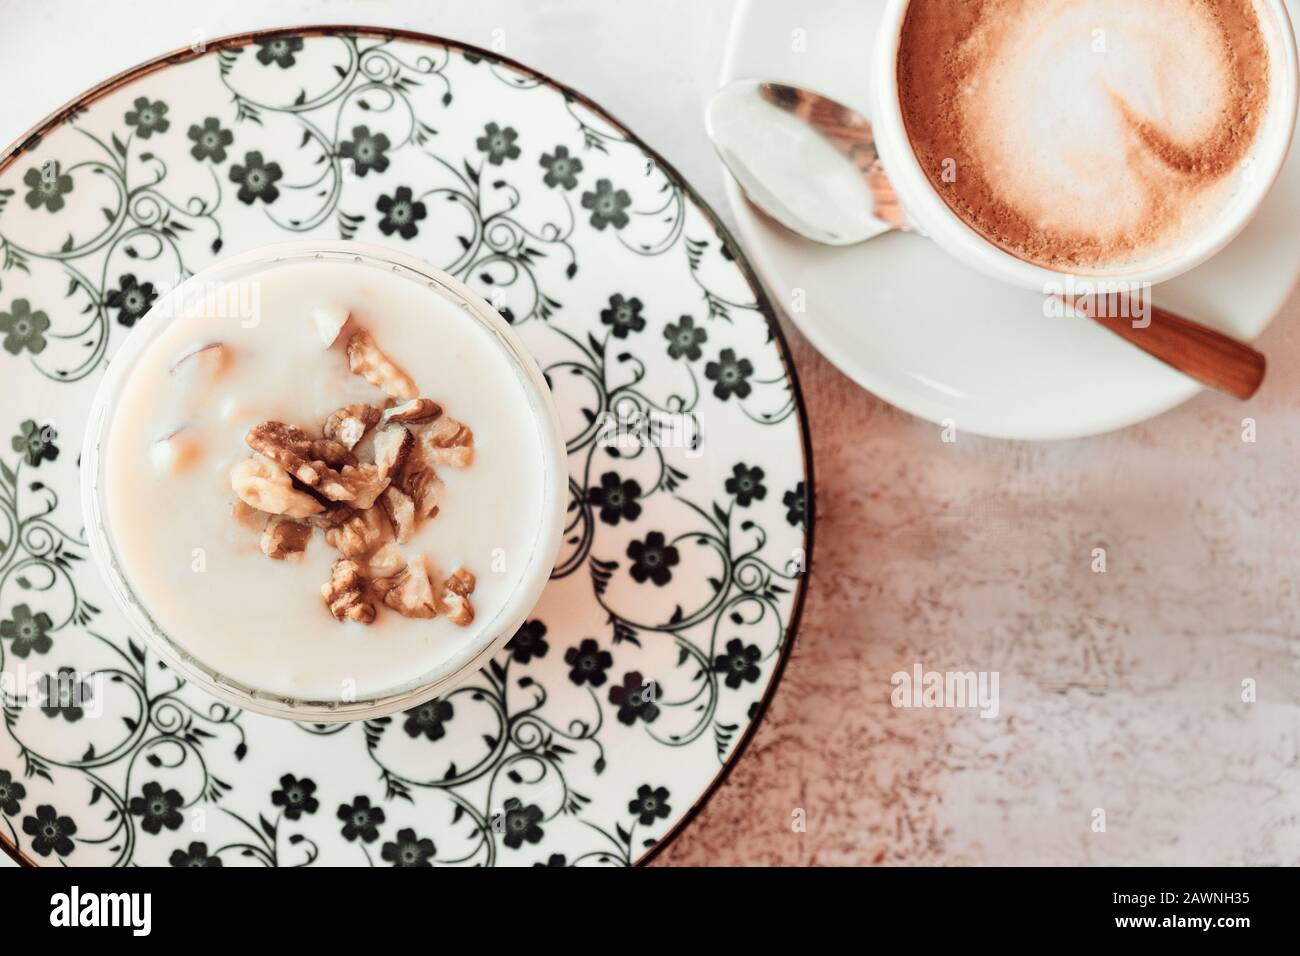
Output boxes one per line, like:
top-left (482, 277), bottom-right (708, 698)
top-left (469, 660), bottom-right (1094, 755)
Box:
top-left (3, 0), bottom-right (1298, 868)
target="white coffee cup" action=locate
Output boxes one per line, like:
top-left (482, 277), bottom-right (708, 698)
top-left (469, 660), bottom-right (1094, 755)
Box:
top-left (871, 0), bottom-right (1300, 291)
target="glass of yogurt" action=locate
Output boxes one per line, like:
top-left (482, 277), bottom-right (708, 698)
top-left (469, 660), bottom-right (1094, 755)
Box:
top-left (81, 241), bottom-right (567, 721)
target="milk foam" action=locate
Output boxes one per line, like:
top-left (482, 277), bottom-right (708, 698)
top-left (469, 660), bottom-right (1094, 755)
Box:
top-left (898, 0), bottom-right (1272, 270)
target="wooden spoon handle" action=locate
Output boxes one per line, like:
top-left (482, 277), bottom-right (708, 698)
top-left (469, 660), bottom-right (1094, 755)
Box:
top-left (1065, 296), bottom-right (1266, 400)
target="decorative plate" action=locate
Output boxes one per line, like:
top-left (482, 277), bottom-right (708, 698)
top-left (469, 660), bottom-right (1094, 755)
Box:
top-left (0, 28), bottom-right (812, 866)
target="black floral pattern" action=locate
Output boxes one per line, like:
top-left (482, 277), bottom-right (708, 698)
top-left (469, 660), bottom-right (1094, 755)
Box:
top-left (129, 781), bottom-right (184, 834)
top-left (534, 853), bottom-right (567, 867)
top-left (564, 638), bottom-right (613, 687)
top-left (22, 162), bottom-right (73, 212)
top-left (0, 604), bottom-right (53, 658)
top-left (587, 471), bottom-right (642, 526)
top-left (188, 117), bottom-right (233, 163)
top-left (600, 293), bottom-right (645, 338)
top-left (705, 348), bottom-right (755, 401)
top-left (12, 419), bottom-right (58, 467)
top-left (0, 299), bottom-right (51, 355)
top-left (784, 481), bottom-right (808, 528)
top-left (581, 178), bottom-right (631, 230)
top-left (628, 785), bottom-right (671, 826)
top-left (402, 698), bottom-right (454, 741)
top-left (256, 37), bottom-right (303, 68)
top-left (627, 531), bottom-right (679, 586)
top-left (337, 795), bottom-right (385, 843)
top-left (338, 124), bottom-right (391, 177)
top-left (506, 619), bottom-right (549, 664)
top-left (376, 186), bottom-right (427, 239)
top-left (608, 671), bottom-right (661, 725)
top-left (105, 273), bottom-right (158, 328)
top-left (271, 774), bottom-right (319, 820)
top-left (229, 151), bottom-right (283, 205)
top-left (22, 805), bottom-right (76, 858)
top-left (476, 122), bottom-right (521, 165)
top-left (713, 638), bottom-right (762, 689)
top-left (500, 798), bottom-right (544, 849)
top-left (382, 827), bottom-right (435, 867)
top-left (0, 769), bottom-right (26, 816)
top-left (125, 97), bottom-right (169, 139)
top-left (539, 144), bottom-right (582, 189)
top-left (725, 464), bottom-right (767, 507)
top-left (36, 668), bottom-right (92, 722)
top-left (169, 841), bottom-right (223, 867)
top-left (664, 314), bottom-right (706, 361)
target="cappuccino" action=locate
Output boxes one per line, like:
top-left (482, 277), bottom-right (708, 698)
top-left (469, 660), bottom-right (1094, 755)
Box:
top-left (897, 0), bottom-right (1273, 272)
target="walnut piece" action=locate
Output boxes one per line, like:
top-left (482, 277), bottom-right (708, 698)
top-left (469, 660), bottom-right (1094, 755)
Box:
top-left (373, 556), bottom-right (438, 619)
top-left (246, 421), bottom-right (357, 494)
top-left (397, 459), bottom-right (444, 522)
top-left (322, 558), bottom-right (375, 624)
top-left (347, 330), bottom-right (418, 401)
top-left (367, 542), bottom-right (406, 578)
top-left (313, 305), bottom-right (350, 348)
top-left (380, 485), bottom-right (417, 543)
top-left (373, 424), bottom-right (414, 483)
top-left (338, 462), bottom-right (389, 510)
top-left (382, 398), bottom-right (441, 426)
top-left (417, 415), bottom-right (474, 468)
top-left (440, 567), bottom-right (476, 626)
top-left (261, 516), bottom-right (311, 560)
top-left (230, 455), bottom-right (324, 518)
top-left (323, 404), bottom-right (381, 450)
top-left (324, 506), bottom-right (390, 559)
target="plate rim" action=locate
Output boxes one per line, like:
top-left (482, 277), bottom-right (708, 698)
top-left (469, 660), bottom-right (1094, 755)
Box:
top-left (0, 23), bottom-right (818, 868)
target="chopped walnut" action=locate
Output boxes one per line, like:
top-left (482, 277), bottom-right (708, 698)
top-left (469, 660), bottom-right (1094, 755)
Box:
top-left (338, 462), bottom-right (389, 510)
top-left (367, 542), bottom-right (406, 578)
top-left (231, 455), bottom-right (324, 518)
top-left (373, 424), bottom-right (414, 484)
top-left (322, 558), bottom-right (375, 624)
top-left (417, 415), bottom-right (474, 468)
top-left (323, 403), bottom-right (381, 450)
top-left (440, 567), bottom-right (476, 626)
top-left (304, 501), bottom-right (356, 529)
top-left (246, 421), bottom-right (356, 492)
top-left (380, 485), bottom-right (417, 543)
top-left (373, 556), bottom-right (438, 619)
top-left (382, 398), bottom-right (441, 426)
top-left (325, 506), bottom-right (391, 559)
top-left (261, 516), bottom-right (311, 561)
top-left (313, 304), bottom-right (350, 348)
top-left (396, 459), bottom-right (444, 522)
top-left (347, 330), bottom-right (418, 401)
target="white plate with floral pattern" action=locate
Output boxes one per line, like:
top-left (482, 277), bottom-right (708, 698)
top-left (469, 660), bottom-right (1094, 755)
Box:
top-left (0, 27), bottom-right (812, 867)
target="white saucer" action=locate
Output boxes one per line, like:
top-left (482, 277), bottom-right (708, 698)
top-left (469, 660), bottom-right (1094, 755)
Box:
top-left (720, 0), bottom-right (1300, 440)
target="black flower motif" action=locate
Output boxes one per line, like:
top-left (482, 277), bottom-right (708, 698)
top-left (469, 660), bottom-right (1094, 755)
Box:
top-left (124, 97), bottom-right (169, 139)
top-left (600, 293), bottom-right (645, 338)
top-left (376, 186), bottom-right (427, 239)
top-left (129, 781), bottom-right (184, 834)
top-left (627, 531), bottom-right (679, 586)
top-left (534, 853), bottom-right (567, 867)
top-left (476, 122), bottom-right (521, 165)
top-left (500, 797), bottom-right (544, 849)
top-left (36, 668), bottom-right (92, 722)
top-left (783, 481), bottom-right (808, 528)
top-left (725, 463), bottom-right (767, 507)
top-left (0, 769), bottom-right (27, 816)
top-left (337, 795), bottom-right (386, 843)
top-left (506, 620), bottom-right (549, 664)
top-left (169, 841), bottom-right (222, 867)
top-left (704, 348), bottom-right (755, 401)
top-left (587, 471), bottom-right (642, 526)
top-left (382, 827), bottom-right (435, 867)
top-left (565, 638), bottom-right (613, 687)
top-left (22, 804), bottom-right (76, 858)
top-left (402, 698), bottom-right (454, 741)
top-left (581, 178), bottom-right (631, 230)
top-left (0, 604), bottom-right (53, 659)
top-left (0, 299), bottom-right (50, 356)
top-left (12, 419), bottom-right (58, 467)
top-left (22, 162), bottom-right (74, 212)
top-left (539, 145), bottom-right (583, 189)
top-left (608, 670), bottom-right (660, 725)
top-left (229, 151), bottom-right (283, 205)
top-left (105, 273), bottom-right (158, 328)
top-left (664, 314), bottom-right (706, 361)
top-left (628, 785), bottom-right (671, 826)
top-left (187, 117), bottom-right (233, 163)
top-left (271, 774), bottom-right (318, 820)
top-left (713, 638), bottom-right (762, 689)
top-left (338, 124), bottom-right (391, 177)
top-left (256, 37), bottom-right (303, 68)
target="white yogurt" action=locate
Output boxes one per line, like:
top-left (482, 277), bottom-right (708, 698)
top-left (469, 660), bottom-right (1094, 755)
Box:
top-left (92, 246), bottom-right (562, 706)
